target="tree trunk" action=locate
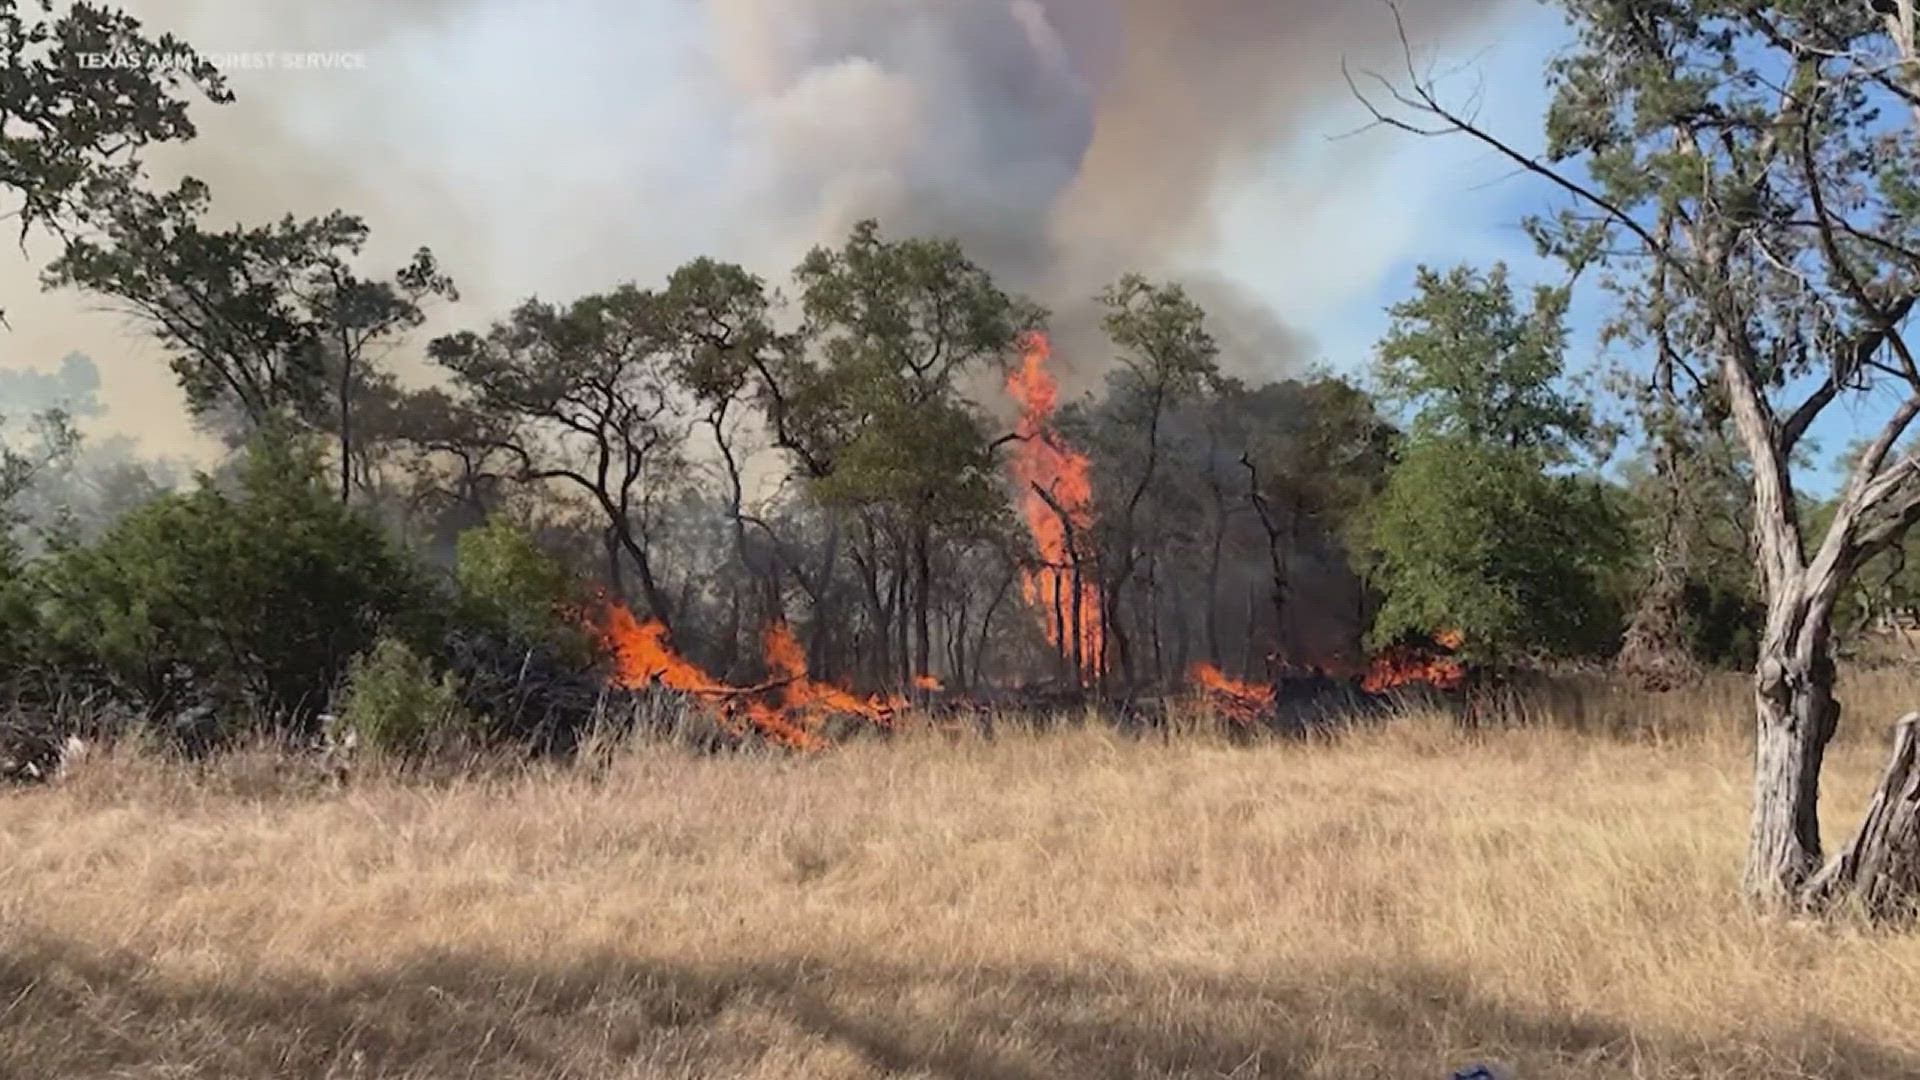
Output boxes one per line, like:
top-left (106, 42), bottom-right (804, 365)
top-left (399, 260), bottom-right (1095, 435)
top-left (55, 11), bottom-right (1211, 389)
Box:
top-left (971, 569), bottom-right (1014, 691)
top-left (1745, 632), bottom-right (1840, 905)
top-left (1147, 554), bottom-right (1166, 688)
top-left (1806, 714), bottom-right (1920, 919)
top-left (912, 523), bottom-right (932, 679)
top-left (807, 514), bottom-right (843, 676)
top-left (337, 353), bottom-right (355, 505)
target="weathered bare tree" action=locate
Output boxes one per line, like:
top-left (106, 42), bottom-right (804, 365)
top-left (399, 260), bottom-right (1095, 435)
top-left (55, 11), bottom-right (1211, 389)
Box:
top-left (1354, 0), bottom-right (1920, 913)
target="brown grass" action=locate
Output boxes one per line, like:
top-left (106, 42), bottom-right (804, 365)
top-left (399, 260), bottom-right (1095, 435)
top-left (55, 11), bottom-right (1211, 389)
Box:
top-left (4, 676), bottom-right (1920, 1079)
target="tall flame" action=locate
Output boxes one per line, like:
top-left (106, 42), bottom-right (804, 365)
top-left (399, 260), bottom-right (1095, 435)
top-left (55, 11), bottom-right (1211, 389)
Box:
top-left (1005, 331), bottom-right (1104, 679)
top-left (1189, 662), bottom-right (1276, 725)
top-left (598, 604), bottom-right (901, 750)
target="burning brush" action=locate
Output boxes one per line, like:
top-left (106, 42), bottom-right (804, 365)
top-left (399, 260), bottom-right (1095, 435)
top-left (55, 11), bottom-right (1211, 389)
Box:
top-left (597, 603), bottom-right (903, 750)
top-left (1189, 662), bottom-right (1277, 726)
top-left (1362, 629), bottom-right (1468, 694)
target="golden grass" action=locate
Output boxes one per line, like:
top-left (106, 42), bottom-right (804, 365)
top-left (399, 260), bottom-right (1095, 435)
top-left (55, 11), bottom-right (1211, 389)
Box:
top-left (5, 680), bottom-right (1920, 1079)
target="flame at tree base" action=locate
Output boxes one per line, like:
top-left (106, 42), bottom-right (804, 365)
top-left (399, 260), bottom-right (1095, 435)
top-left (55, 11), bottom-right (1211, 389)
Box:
top-left (598, 603), bottom-right (902, 750)
top-left (1189, 662), bottom-right (1276, 725)
top-left (1362, 629), bottom-right (1468, 694)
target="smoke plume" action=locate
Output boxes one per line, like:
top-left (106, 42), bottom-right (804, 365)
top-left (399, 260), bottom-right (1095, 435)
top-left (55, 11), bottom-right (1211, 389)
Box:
top-left (2, 0), bottom-right (1508, 452)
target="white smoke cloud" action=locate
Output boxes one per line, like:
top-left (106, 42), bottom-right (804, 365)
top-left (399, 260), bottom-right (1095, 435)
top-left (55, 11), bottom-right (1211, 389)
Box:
top-left (0, 0), bottom-right (1517, 454)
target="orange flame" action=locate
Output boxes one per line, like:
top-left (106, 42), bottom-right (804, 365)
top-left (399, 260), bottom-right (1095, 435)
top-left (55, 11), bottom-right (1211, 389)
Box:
top-left (598, 604), bottom-right (899, 749)
top-left (913, 674), bottom-right (944, 692)
top-left (1189, 662), bottom-right (1276, 725)
top-left (762, 622), bottom-right (906, 729)
top-left (1005, 331), bottom-right (1104, 679)
top-left (1361, 630), bottom-right (1468, 694)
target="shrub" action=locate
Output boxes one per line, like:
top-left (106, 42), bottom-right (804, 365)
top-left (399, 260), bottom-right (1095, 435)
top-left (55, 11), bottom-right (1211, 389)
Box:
top-left (331, 637), bottom-right (471, 755)
top-left (454, 516), bottom-right (592, 661)
top-left (34, 434), bottom-right (439, 738)
top-left (1362, 437), bottom-right (1630, 663)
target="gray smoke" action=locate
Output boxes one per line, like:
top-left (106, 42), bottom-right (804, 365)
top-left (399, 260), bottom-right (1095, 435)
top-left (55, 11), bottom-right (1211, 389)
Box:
top-left (701, 0), bottom-right (1504, 381)
top-left (3, 0), bottom-right (1508, 453)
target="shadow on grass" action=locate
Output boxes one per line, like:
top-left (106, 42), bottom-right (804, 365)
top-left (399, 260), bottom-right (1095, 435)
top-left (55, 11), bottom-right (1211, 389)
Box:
top-left (1, 932), bottom-right (1912, 1079)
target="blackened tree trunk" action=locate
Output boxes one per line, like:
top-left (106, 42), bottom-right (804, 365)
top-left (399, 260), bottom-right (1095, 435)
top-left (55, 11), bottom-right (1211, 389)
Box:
top-left (912, 522), bottom-right (933, 679)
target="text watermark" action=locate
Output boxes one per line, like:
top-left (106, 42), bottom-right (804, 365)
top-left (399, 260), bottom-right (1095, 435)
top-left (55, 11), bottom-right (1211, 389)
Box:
top-left (76, 50), bottom-right (369, 73)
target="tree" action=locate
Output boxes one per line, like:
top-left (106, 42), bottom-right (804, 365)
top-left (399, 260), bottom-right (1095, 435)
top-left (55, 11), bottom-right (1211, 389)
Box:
top-left (1081, 275), bottom-right (1220, 683)
top-left (308, 249), bottom-right (456, 503)
top-left (1, 0), bottom-right (229, 319)
top-left (454, 514), bottom-right (591, 663)
top-left (46, 180), bottom-right (453, 455)
top-left (1375, 263), bottom-right (1597, 455)
top-left (1232, 375), bottom-right (1397, 667)
top-left (656, 258), bottom-right (792, 657)
top-left (1365, 437), bottom-right (1629, 661)
top-left (1362, 262), bottom-right (1626, 663)
top-left (778, 220), bottom-right (1039, 686)
top-left (1354, 0), bottom-right (1920, 911)
top-left (429, 286), bottom-right (688, 635)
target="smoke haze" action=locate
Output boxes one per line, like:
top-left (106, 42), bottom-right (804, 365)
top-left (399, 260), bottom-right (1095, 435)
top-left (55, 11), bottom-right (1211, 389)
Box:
top-left (0, 0), bottom-right (1510, 453)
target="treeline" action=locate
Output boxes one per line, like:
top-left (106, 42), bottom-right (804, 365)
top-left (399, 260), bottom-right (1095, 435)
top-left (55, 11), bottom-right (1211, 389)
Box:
top-left (3, 1), bottom-right (1920, 776)
top-left (0, 205), bottom-right (1791, 757)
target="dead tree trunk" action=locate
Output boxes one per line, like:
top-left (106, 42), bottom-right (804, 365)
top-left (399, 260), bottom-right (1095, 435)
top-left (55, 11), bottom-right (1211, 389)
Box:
top-left (1806, 714), bottom-right (1920, 919)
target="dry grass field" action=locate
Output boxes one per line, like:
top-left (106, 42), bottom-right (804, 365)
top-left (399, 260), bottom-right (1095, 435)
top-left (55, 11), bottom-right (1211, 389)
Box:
top-left (5, 673), bottom-right (1920, 1079)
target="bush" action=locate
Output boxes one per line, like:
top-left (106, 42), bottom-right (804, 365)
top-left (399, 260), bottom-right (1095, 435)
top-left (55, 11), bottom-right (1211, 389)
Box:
top-left (1362, 437), bottom-right (1630, 663)
top-left (331, 637), bottom-right (471, 755)
top-left (0, 536), bottom-right (35, 677)
top-left (33, 434), bottom-right (439, 739)
top-left (454, 517), bottom-right (593, 662)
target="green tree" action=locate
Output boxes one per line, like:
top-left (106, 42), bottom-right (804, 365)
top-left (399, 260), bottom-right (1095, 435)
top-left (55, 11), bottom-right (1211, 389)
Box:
top-left (35, 434), bottom-right (434, 734)
top-left (783, 220), bottom-right (1040, 686)
top-left (429, 286), bottom-right (688, 635)
top-left (455, 515), bottom-right (591, 662)
top-left (1362, 263), bottom-right (1626, 663)
top-left (1364, 438), bottom-right (1628, 661)
top-left (1, 0), bottom-right (228, 319)
top-left (1356, 0), bottom-right (1920, 910)
top-left (1375, 263), bottom-right (1598, 455)
top-left (46, 181), bottom-right (453, 453)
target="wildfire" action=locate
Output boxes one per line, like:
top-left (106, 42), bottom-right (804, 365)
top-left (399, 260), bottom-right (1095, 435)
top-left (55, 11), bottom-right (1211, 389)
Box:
top-left (913, 674), bottom-right (944, 692)
top-left (1005, 331), bottom-right (1104, 679)
top-left (1361, 630), bottom-right (1468, 694)
top-left (1189, 662), bottom-right (1277, 725)
top-left (598, 603), bottom-right (901, 750)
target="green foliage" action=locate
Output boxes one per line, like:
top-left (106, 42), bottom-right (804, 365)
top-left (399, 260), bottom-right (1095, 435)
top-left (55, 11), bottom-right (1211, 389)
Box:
top-left (331, 636), bottom-right (470, 755)
top-left (46, 181), bottom-right (452, 433)
top-left (34, 433), bottom-right (435, 731)
top-left (1365, 261), bottom-right (1630, 663)
top-left (455, 516), bottom-right (593, 662)
top-left (1376, 263), bottom-right (1599, 457)
top-left (1099, 275), bottom-right (1219, 406)
top-left (1363, 437), bottom-right (1630, 661)
top-left (0, 533), bottom-right (34, 677)
top-left (430, 283), bottom-right (689, 628)
top-left (0, 0), bottom-right (229, 247)
top-left (786, 219), bottom-right (1042, 522)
